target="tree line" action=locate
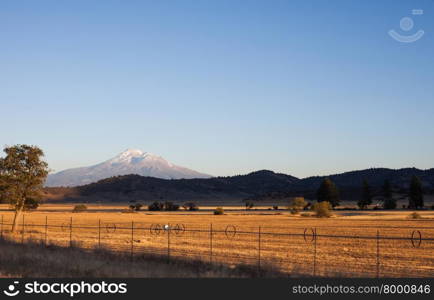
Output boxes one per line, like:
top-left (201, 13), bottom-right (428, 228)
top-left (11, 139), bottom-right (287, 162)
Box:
top-left (316, 176), bottom-right (425, 209)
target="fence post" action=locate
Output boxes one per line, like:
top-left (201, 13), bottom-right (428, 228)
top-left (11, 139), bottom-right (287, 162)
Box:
top-left (98, 219), bottom-right (101, 248)
top-left (313, 228), bottom-right (317, 277)
top-left (258, 226), bottom-right (261, 275)
top-left (1, 215), bottom-right (3, 239)
top-left (167, 225), bottom-right (171, 261)
top-left (209, 223), bottom-right (213, 264)
top-left (21, 214), bottom-right (25, 243)
top-left (44, 216), bottom-right (48, 245)
top-left (130, 221), bottom-right (134, 261)
top-left (69, 217), bottom-right (73, 247)
top-left (376, 230), bottom-right (380, 278)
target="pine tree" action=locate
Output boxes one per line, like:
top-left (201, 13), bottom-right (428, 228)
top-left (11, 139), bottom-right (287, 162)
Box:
top-left (316, 178), bottom-right (340, 207)
top-left (382, 179), bottom-right (396, 209)
top-left (409, 176), bottom-right (424, 209)
top-left (358, 179), bottom-right (372, 209)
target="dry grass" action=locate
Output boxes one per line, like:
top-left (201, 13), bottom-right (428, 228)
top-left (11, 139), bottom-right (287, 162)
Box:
top-left (0, 237), bottom-right (284, 278)
top-left (1, 204), bottom-right (434, 278)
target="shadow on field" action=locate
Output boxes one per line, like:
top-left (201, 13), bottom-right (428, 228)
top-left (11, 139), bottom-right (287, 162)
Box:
top-left (0, 237), bottom-right (287, 278)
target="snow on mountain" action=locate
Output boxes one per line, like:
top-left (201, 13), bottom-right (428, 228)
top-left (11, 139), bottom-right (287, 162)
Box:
top-left (45, 149), bottom-right (212, 187)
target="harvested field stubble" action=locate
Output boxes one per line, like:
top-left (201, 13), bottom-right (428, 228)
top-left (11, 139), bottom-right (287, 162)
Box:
top-left (0, 205), bottom-right (433, 278)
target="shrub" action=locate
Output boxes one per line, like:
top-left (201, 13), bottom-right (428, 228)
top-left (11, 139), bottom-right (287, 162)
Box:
top-left (431, 205), bottom-right (434, 210)
top-left (163, 202), bottom-right (180, 211)
top-left (288, 197), bottom-right (306, 214)
top-left (129, 203), bottom-right (143, 211)
top-left (289, 208), bottom-right (299, 214)
top-left (245, 201), bottom-right (254, 210)
top-left (273, 205), bottom-right (278, 210)
top-left (312, 201), bottom-right (332, 218)
top-left (148, 201), bottom-right (180, 211)
top-left (182, 202), bottom-right (199, 211)
top-left (407, 212), bottom-right (422, 219)
top-left (214, 207), bottom-right (224, 215)
top-left (148, 201), bottom-right (164, 211)
top-left (72, 204), bottom-right (87, 213)
top-left (300, 212), bottom-right (311, 217)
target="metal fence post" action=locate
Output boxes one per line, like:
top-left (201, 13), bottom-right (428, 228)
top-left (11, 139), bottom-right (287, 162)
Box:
top-left (258, 226), bottom-right (261, 274)
top-left (313, 228), bottom-right (317, 277)
top-left (130, 221), bottom-right (134, 260)
top-left (98, 219), bottom-right (101, 248)
top-left (167, 225), bottom-right (171, 261)
top-left (376, 230), bottom-right (380, 278)
top-left (209, 223), bottom-right (213, 264)
top-left (69, 217), bottom-right (73, 247)
top-left (21, 214), bottom-right (25, 243)
top-left (44, 216), bottom-right (48, 245)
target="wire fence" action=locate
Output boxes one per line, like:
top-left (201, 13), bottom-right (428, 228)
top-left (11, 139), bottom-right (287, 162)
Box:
top-left (0, 214), bottom-right (433, 277)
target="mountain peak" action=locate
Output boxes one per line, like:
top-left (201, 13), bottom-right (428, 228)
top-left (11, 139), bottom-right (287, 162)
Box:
top-left (45, 149), bottom-right (212, 187)
top-left (111, 149), bottom-right (162, 164)
top-left (122, 148), bottom-right (144, 156)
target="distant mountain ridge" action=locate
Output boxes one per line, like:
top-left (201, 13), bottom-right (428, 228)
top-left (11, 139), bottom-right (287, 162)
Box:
top-left (44, 168), bottom-right (434, 203)
top-left (45, 149), bottom-right (212, 187)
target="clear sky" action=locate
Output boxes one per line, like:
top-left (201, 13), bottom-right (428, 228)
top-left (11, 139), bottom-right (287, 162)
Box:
top-left (1, 0), bottom-right (433, 178)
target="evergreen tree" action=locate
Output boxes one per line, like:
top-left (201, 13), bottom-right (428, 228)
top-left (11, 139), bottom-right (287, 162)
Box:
top-left (382, 179), bottom-right (396, 209)
top-left (382, 179), bottom-right (392, 199)
top-left (316, 178), bottom-right (340, 207)
top-left (358, 179), bottom-right (372, 209)
top-left (409, 176), bottom-right (424, 209)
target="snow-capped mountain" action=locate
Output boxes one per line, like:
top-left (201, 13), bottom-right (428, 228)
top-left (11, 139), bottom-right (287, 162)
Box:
top-left (45, 149), bottom-right (212, 187)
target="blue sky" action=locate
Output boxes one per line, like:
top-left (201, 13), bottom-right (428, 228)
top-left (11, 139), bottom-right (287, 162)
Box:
top-left (1, 0), bottom-right (433, 178)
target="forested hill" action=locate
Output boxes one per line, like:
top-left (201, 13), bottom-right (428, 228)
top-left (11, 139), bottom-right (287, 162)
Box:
top-left (43, 168), bottom-right (434, 203)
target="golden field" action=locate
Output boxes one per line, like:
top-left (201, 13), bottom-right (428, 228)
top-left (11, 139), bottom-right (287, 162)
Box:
top-left (1, 204), bottom-right (434, 278)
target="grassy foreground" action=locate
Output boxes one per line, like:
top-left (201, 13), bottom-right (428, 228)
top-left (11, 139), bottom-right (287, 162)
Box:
top-left (0, 237), bottom-right (283, 278)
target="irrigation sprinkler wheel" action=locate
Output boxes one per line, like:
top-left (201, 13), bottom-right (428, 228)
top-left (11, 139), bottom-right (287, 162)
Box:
top-left (150, 224), bottom-right (162, 236)
top-left (172, 224), bottom-right (185, 235)
top-left (303, 228), bottom-right (315, 243)
top-left (411, 230), bottom-right (422, 248)
top-left (225, 225), bottom-right (237, 239)
top-left (105, 223), bottom-right (117, 234)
